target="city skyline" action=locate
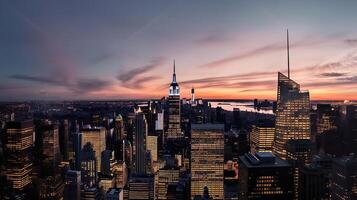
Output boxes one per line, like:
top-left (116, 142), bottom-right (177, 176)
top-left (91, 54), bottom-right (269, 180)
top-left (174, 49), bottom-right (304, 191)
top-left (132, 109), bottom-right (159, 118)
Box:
top-left (1, 1), bottom-right (357, 101)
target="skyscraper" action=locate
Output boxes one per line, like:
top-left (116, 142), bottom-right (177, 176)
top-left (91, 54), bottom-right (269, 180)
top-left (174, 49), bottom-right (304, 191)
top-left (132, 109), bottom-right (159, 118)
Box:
top-left (191, 124), bottom-right (224, 199)
top-left (133, 112), bottom-right (148, 175)
top-left (80, 143), bottom-right (97, 188)
top-left (166, 61), bottom-right (182, 139)
top-left (250, 120), bottom-right (275, 154)
top-left (273, 72), bottom-right (311, 160)
top-left (42, 123), bottom-right (60, 162)
top-left (238, 152), bottom-right (294, 200)
top-left (114, 114), bottom-right (125, 161)
top-left (64, 170), bottom-right (81, 200)
top-left (81, 126), bottom-right (106, 172)
top-left (3, 120), bottom-right (34, 191)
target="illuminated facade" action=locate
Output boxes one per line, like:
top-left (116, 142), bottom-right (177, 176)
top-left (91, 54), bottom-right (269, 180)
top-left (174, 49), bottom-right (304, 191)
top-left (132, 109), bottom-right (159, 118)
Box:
top-left (81, 127), bottom-right (106, 172)
top-left (273, 72), bottom-right (311, 160)
top-left (250, 121), bottom-right (275, 154)
top-left (42, 124), bottom-right (60, 162)
top-left (4, 120), bottom-right (33, 190)
top-left (127, 175), bottom-right (155, 200)
top-left (316, 104), bottom-right (338, 135)
top-left (191, 124), bottom-right (224, 199)
top-left (238, 152), bottom-right (294, 200)
top-left (114, 114), bottom-right (125, 161)
top-left (147, 135), bottom-right (158, 162)
top-left (167, 61), bottom-right (182, 139)
top-left (80, 143), bottom-right (97, 188)
top-left (157, 167), bottom-right (180, 199)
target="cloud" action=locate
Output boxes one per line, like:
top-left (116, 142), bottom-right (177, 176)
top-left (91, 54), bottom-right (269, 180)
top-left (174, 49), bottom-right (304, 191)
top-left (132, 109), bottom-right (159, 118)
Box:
top-left (9, 74), bottom-right (111, 93)
top-left (195, 34), bottom-right (230, 46)
top-left (118, 58), bottom-right (164, 89)
top-left (117, 57), bottom-right (164, 82)
top-left (345, 39), bottom-right (357, 46)
top-left (319, 72), bottom-right (346, 77)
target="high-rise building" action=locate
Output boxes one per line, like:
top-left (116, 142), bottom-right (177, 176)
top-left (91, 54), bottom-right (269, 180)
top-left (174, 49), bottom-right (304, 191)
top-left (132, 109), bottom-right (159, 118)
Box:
top-left (64, 170), bottom-right (81, 200)
top-left (114, 115), bottom-right (125, 161)
top-left (299, 164), bottom-right (328, 200)
top-left (238, 152), bottom-right (294, 200)
top-left (157, 166), bottom-right (180, 199)
top-left (73, 132), bottom-right (83, 170)
top-left (191, 124), bottom-right (224, 199)
top-left (3, 120), bottom-right (33, 191)
top-left (191, 87), bottom-right (195, 105)
top-left (113, 161), bottom-right (127, 188)
top-left (250, 120), bottom-right (275, 154)
top-left (42, 123), bottom-right (60, 162)
top-left (81, 143), bottom-right (97, 187)
top-left (59, 119), bottom-right (70, 160)
top-left (133, 112), bottom-right (148, 175)
top-left (316, 104), bottom-right (338, 135)
top-left (331, 156), bottom-right (357, 199)
top-left (339, 104), bottom-right (357, 155)
top-left (81, 127), bottom-right (106, 172)
top-left (285, 139), bottom-right (314, 200)
top-left (147, 135), bottom-right (158, 162)
top-left (167, 61), bottom-right (182, 139)
top-left (127, 175), bottom-right (155, 200)
top-left (273, 72), bottom-right (311, 160)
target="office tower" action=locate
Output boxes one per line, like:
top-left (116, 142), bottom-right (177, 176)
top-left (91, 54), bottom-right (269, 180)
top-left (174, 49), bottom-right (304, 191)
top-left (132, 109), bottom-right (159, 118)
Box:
top-left (273, 72), bottom-right (311, 160)
top-left (191, 124), bottom-right (224, 199)
top-left (232, 108), bottom-right (242, 129)
top-left (82, 126), bottom-right (106, 172)
top-left (64, 170), bottom-right (81, 200)
top-left (147, 135), bottom-right (158, 162)
top-left (81, 143), bottom-right (97, 187)
top-left (114, 115), bottom-right (125, 161)
top-left (316, 104), bottom-right (338, 135)
top-left (339, 104), bottom-right (357, 155)
top-left (113, 161), bottom-right (128, 188)
top-left (101, 150), bottom-right (115, 176)
top-left (331, 156), bottom-right (357, 199)
top-left (238, 152), bottom-right (294, 200)
top-left (127, 175), bottom-right (155, 200)
top-left (133, 112), bottom-right (148, 175)
top-left (250, 120), bottom-right (275, 154)
top-left (73, 132), bottom-right (83, 170)
top-left (158, 166), bottom-right (180, 199)
top-left (105, 188), bottom-right (123, 200)
top-left (285, 139), bottom-right (314, 200)
top-left (42, 123), bottom-right (60, 162)
top-left (299, 165), bottom-right (328, 200)
top-left (167, 61), bottom-right (182, 139)
top-left (81, 187), bottom-right (100, 200)
top-left (3, 120), bottom-right (33, 191)
top-left (59, 119), bottom-right (69, 160)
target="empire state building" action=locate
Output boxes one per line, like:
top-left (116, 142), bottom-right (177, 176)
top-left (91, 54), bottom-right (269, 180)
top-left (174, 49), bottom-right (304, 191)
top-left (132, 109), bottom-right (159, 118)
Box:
top-left (166, 61), bottom-right (182, 139)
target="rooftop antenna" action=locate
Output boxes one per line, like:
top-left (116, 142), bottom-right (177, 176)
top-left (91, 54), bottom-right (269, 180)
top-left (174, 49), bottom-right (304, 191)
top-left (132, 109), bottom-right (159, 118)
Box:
top-left (287, 29), bottom-right (290, 79)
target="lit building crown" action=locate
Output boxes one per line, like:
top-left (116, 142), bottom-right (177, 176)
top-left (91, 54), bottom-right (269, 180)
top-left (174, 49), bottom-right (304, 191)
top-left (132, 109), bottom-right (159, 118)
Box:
top-left (169, 60), bottom-right (180, 96)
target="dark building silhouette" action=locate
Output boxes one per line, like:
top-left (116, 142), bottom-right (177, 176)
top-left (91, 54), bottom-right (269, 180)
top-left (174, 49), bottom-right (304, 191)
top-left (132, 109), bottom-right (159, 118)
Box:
top-left (331, 156), bottom-right (357, 199)
top-left (133, 112), bottom-right (148, 175)
top-left (64, 170), bottom-right (81, 200)
top-left (238, 152), bottom-right (294, 200)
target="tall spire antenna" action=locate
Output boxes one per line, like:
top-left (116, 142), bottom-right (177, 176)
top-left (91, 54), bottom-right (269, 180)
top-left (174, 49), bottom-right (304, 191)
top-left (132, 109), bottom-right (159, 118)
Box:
top-left (173, 59), bottom-right (176, 74)
top-left (287, 29), bottom-right (290, 79)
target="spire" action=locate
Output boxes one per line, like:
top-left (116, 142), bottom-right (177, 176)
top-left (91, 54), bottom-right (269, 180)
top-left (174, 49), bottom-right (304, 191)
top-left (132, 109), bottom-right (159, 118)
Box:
top-left (172, 59), bottom-right (177, 83)
top-left (287, 29), bottom-right (290, 79)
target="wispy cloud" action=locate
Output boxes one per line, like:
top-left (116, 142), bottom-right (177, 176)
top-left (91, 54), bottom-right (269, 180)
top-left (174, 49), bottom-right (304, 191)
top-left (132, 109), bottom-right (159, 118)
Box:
top-left (195, 34), bottom-right (231, 46)
top-left (345, 39), bottom-right (357, 46)
top-left (319, 72), bottom-right (346, 77)
top-left (10, 74), bottom-right (111, 93)
top-left (118, 58), bottom-right (164, 88)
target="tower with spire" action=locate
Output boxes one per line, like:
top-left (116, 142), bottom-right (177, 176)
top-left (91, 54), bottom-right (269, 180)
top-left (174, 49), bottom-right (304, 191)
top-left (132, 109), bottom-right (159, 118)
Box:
top-left (273, 30), bottom-right (311, 160)
top-left (166, 60), bottom-right (182, 140)
top-left (169, 60), bottom-right (180, 96)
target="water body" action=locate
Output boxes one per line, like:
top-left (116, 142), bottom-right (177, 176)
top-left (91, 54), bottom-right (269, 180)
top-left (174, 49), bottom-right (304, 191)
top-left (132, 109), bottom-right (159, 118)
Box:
top-left (209, 101), bottom-right (274, 115)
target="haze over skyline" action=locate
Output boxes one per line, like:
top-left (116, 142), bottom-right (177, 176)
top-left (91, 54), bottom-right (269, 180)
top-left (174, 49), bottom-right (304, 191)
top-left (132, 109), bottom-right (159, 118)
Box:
top-left (1, 0), bottom-right (357, 101)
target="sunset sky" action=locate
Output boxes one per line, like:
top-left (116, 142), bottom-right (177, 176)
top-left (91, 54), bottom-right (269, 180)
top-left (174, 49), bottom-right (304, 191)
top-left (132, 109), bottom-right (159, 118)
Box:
top-left (1, 0), bottom-right (357, 101)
